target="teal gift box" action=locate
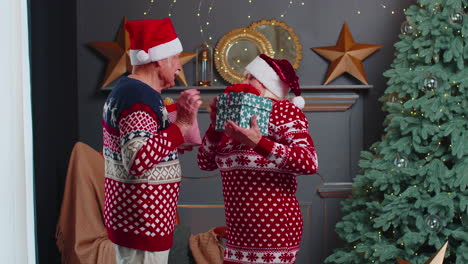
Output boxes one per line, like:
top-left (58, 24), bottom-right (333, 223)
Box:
top-left (215, 92), bottom-right (272, 136)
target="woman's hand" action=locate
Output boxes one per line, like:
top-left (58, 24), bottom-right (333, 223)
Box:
top-left (223, 115), bottom-right (262, 148)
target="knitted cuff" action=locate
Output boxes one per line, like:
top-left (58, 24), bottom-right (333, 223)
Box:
top-left (166, 123), bottom-right (185, 148)
top-left (253, 136), bottom-right (274, 158)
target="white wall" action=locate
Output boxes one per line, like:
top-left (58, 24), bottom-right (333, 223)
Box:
top-left (0, 0), bottom-right (36, 262)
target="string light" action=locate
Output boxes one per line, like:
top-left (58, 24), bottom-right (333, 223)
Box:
top-left (356, 2), bottom-right (405, 15)
top-left (196, 0), bottom-right (216, 42)
top-left (168, 0), bottom-right (177, 17)
top-left (144, 0), bottom-right (157, 15)
top-left (244, 1), bottom-right (302, 19)
top-left (247, 0), bottom-right (253, 20)
top-left (279, 0), bottom-right (295, 18)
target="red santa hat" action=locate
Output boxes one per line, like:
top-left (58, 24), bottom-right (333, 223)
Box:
top-left (245, 54), bottom-right (304, 109)
top-left (125, 18), bottom-right (183, 66)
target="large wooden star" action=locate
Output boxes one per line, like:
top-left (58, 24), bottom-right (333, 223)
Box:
top-left (176, 52), bottom-right (197, 86)
top-left (311, 22), bottom-right (382, 85)
top-left (88, 17), bottom-right (131, 88)
top-left (396, 241), bottom-right (448, 264)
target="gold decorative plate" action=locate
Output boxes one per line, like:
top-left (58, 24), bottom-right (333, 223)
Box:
top-left (214, 27), bottom-right (274, 84)
top-left (248, 19), bottom-right (302, 70)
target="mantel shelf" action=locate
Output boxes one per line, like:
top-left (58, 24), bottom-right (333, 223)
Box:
top-left (101, 84), bottom-right (370, 112)
top-left (102, 84), bottom-right (373, 92)
top-left (161, 84), bottom-right (373, 92)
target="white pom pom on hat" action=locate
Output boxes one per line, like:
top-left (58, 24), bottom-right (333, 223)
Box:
top-left (245, 54), bottom-right (304, 109)
top-left (291, 95), bottom-right (305, 109)
top-left (136, 50), bottom-right (150, 64)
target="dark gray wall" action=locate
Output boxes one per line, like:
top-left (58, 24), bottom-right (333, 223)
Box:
top-left (29, 0), bottom-right (416, 263)
top-left (78, 0), bottom-right (411, 149)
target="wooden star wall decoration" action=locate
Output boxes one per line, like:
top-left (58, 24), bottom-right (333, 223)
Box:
top-left (176, 52), bottom-right (197, 86)
top-left (88, 17), bottom-right (131, 88)
top-left (311, 22), bottom-right (382, 85)
top-left (396, 241), bottom-right (448, 264)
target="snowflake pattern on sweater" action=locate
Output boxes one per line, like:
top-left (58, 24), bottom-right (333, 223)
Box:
top-left (103, 77), bottom-right (185, 251)
top-left (198, 100), bottom-right (318, 264)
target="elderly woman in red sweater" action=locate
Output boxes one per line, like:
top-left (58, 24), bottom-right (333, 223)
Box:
top-left (197, 54), bottom-right (318, 264)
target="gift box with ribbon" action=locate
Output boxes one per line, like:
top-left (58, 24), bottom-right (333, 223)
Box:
top-left (215, 85), bottom-right (272, 136)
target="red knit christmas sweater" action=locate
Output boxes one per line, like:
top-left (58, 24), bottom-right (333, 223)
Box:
top-left (198, 100), bottom-right (318, 264)
top-left (102, 77), bottom-right (185, 251)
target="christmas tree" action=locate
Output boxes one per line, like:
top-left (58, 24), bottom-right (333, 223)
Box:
top-left (325, 1), bottom-right (468, 264)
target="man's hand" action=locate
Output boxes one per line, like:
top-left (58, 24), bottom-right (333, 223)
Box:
top-left (175, 89), bottom-right (201, 135)
top-left (223, 115), bottom-right (262, 148)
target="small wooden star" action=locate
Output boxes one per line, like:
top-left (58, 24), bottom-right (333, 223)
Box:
top-left (396, 241), bottom-right (448, 264)
top-left (176, 52), bottom-right (196, 86)
top-left (88, 17), bottom-right (131, 88)
top-left (311, 22), bottom-right (382, 85)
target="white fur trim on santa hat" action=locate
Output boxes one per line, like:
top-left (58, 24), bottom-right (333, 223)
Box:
top-left (291, 95), bottom-right (305, 109)
top-left (136, 50), bottom-right (151, 64)
top-left (129, 37), bottom-right (183, 65)
top-left (245, 56), bottom-right (289, 99)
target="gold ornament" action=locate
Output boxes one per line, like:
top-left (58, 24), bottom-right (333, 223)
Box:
top-left (311, 22), bottom-right (382, 85)
top-left (163, 97), bottom-right (174, 105)
top-left (396, 241), bottom-right (448, 264)
top-left (88, 17), bottom-right (131, 88)
top-left (176, 52), bottom-right (197, 86)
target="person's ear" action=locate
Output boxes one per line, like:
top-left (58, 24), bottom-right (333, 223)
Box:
top-left (152, 60), bottom-right (162, 69)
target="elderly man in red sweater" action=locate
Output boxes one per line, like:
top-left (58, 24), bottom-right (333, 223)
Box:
top-left (102, 18), bottom-right (201, 264)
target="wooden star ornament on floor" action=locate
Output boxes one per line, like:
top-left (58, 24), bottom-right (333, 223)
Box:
top-left (88, 17), bottom-right (132, 88)
top-left (396, 241), bottom-right (448, 264)
top-left (176, 52), bottom-right (197, 86)
top-left (311, 22), bottom-right (382, 85)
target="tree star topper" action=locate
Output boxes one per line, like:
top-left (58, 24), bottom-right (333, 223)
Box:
top-left (88, 17), bottom-right (131, 88)
top-left (396, 241), bottom-right (448, 264)
top-left (311, 22), bottom-right (382, 85)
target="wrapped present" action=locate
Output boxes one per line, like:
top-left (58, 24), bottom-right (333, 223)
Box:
top-left (215, 91), bottom-right (272, 136)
